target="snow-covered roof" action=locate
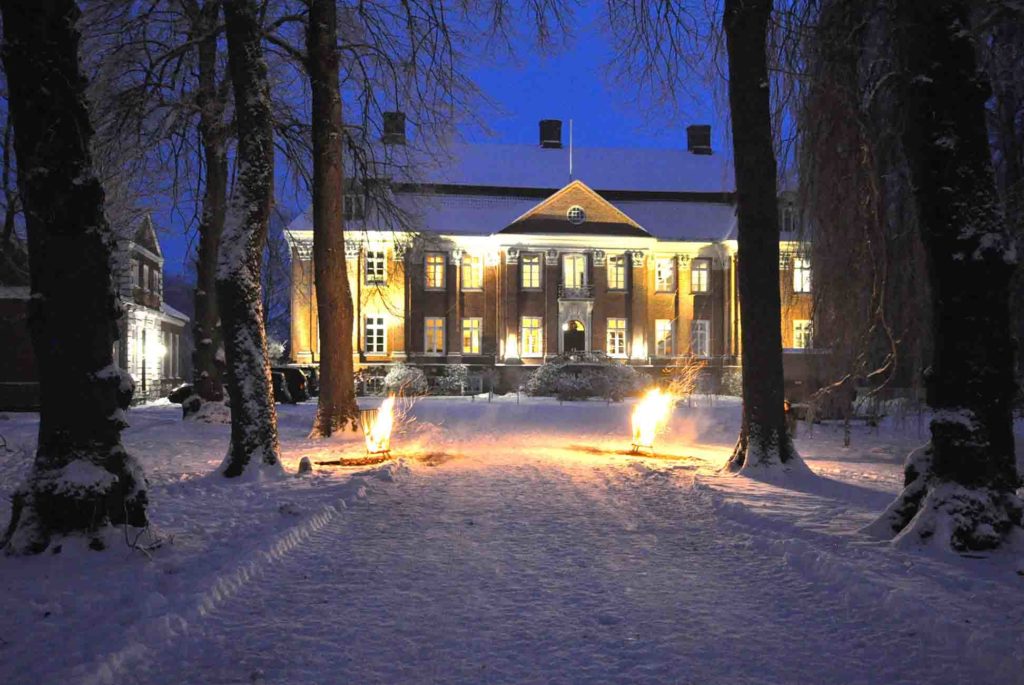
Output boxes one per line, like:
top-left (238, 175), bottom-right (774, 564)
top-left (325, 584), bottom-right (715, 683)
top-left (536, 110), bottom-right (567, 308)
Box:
top-left (161, 302), bottom-right (189, 323)
top-left (415, 143), bottom-right (735, 193)
top-left (286, 141), bottom-right (738, 242)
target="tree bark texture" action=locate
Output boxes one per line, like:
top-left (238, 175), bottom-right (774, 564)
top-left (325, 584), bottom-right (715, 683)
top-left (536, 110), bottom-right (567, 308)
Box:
top-left (307, 0), bottom-right (359, 437)
top-left (867, 0), bottom-right (1021, 550)
top-left (722, 0), bottom-right (801, 471)
top-left (218, 0), bottom-right (281, 477)
top-left (185, 0), bottom-right (229, 417)
top-left (0, 0), bottom-right (147, 552)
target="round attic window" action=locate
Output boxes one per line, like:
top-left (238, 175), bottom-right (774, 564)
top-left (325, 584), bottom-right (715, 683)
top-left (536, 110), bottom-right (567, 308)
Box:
top-left (567, 205), bottom-right (586, 225)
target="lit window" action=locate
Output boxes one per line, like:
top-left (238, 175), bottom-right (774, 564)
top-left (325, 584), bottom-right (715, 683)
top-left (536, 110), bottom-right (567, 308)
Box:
top-left (793, 320), bottom-right (813, 349)
top-left (425, 252), bottom-right (445, 289)
top-left (690, 320), bottom-right (710, 358)
top-left (655, 319), bottom-right (674, 356)
top-left (607, 254), bottom-right (626, 290)
top-left (462, 318), bottom-right (482, 354)
top-left (690, 259), bottom-right (710, 294)
top-left (793, 257), bottom-right (811, 293)
top-left (521, 254), bottom-right (541, 289)
top-left (521, 316), bottom-right (543, 357)
top-left (567, 205), bottom-right (586, 225)
top-left (461, 254), bottom-right (483, 290)
top-left (365, 315), bottom-right (386, 354)
top-left (365, 250), bottom-right (386, 285)
top-left (562, 253), bottom-right (586, 289)
top-left (655, 257), bottom-right (675, 292)
top-left (424, 317), bottom-right (445, 355)
top-left (343, 194), bottom-right (365, 221)
top-left (607, 318), bottom-right (627, 357)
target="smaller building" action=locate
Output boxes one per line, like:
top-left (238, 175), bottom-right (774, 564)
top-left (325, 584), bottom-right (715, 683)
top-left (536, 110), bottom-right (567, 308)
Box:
top-left (113, 217), bottom-right (189, 403)
top-left (0, 217), bottom-right (189, 410)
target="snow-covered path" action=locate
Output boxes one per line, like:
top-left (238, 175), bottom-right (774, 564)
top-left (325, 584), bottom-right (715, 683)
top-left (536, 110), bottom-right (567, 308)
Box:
top-left (128, 448), bottom-right (1007, 685)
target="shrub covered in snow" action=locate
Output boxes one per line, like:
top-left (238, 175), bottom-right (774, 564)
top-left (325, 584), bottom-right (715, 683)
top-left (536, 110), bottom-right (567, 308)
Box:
top-left (435, 364), bottom-right (469, 395)
top-left (384, 364), bottom-right (428, 396)
top-left (526, 355), bottom-right (648, 401)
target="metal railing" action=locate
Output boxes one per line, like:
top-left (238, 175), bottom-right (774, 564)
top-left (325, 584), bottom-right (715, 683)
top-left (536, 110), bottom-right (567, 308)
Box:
top-left (558, 283), bottom-right (594, 299)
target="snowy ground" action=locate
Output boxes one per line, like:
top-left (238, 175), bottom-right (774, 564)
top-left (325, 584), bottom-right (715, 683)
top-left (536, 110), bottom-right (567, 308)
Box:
top-left (1, 396), bottom-right (1022, 684)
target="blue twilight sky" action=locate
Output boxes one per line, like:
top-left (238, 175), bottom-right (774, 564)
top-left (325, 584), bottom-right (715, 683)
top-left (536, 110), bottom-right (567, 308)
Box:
top-left (156, 4), bottom-right (729, 276)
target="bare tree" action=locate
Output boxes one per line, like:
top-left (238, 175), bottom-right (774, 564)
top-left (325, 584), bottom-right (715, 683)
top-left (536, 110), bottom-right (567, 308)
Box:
top-left (1, 0), bottom-right (147, 553)
top-left (306, 0), bottom-right (359, 436)
top-left (182, 0), bottom-right (230, 416)
top-left (218, 0), bottom-right (281, 477)
top-left (862, 0), bottom-right (1021, 551)
top-left (722, 0), bottom-right (803, 471)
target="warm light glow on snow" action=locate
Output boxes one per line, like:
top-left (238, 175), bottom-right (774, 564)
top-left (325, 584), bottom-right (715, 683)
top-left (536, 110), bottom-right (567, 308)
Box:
top-left (631, 388), bottom-right (674, 452)
top-left (364, 396), bottom-right (395, 454)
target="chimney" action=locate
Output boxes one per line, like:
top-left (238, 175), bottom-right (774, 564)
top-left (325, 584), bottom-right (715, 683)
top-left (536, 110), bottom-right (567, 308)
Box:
top-left (382, 111), bottom-right (406, 145)
top-left (686, 124), bottom-right (712, 155)
top-left (539, 119), bottom-right (562, 149)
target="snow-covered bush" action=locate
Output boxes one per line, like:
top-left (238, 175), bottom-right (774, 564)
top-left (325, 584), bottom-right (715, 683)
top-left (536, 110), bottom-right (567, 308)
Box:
top-left (601, 363), bottom-right (648, 401)
top-left (720, 366), bottom-right (742, 397)
top-left (526, 356), bottom-right (647, 401)
top-left (435, 364), bottom-right (469, 395)
top-left (384, 364), bottom-right (428, 396)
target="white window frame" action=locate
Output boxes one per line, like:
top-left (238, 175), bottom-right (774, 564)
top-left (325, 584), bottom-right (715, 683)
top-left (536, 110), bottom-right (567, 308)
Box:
top-left (365, 315), bottom-right (387, 354)
top-left (425, 252), bottom-right (446, 290)
top-left (424, 317), bottom-right (445, 356)
top-left (461, 254), bottom-right (483, 290)
top-left (462, 318), bottom-right (482, 354)
top-left (655, 319), bottom-right (674, 357)
top-left (607, 254), bottom-right (626, 291)
top-left (141, 263), bottom-right (150, 292)
top-left (606, 318), bottom-right (627, 358)
top-left (131, 258), bottom-right (140, 288)
top-left (690, 259), bottom-right (711, 294)
top-left (793, 320), bottom-right (813, 349)
top-left (655, 257), bottom-right (676, 292)
top-left (520, 316), bottom-right (544, 358)
top-left (562, 253), bottom-right (586, 289)
top-left (521, 254), bottom-right (541, 290)
top-left (690, 319), bottom-right (710, 358)
top-left (793, 257), bottom-right (812, 293)
top-left (365, 250), bottom-right (386, 285)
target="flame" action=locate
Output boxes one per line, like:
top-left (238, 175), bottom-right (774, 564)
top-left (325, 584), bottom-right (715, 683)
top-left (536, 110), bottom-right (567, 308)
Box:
top-left (364, 395), bottom-right (395, 454)
top-left (631, 388), bottom-right (674, 452)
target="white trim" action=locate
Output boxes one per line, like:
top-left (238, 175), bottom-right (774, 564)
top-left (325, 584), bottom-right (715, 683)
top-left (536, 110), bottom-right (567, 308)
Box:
top-left (424, 316), bottom-right (445, 356)
top-left (364, 314), bottom-right (387, 355)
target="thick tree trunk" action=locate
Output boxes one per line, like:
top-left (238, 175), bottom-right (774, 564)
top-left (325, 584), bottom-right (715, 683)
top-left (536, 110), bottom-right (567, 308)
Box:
top-left (722, 0), bottom-right (803, 472)
top-left (307, 0), bottom-right (359, 437)
top-left (866, 1), bottom-right (1021, 551)
top-left (218, 0), bottom-right (281, 478)
top-left (185, 0), bottom-right (229, 418)
top-left (0, 0), bottom-right (147, 553)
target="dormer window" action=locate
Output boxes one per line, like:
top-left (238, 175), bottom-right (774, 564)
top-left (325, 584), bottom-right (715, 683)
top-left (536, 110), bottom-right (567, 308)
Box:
top-left (567, 205), bottom-right (586, 225)
top-left (344, 194), bottom-right (365, 221)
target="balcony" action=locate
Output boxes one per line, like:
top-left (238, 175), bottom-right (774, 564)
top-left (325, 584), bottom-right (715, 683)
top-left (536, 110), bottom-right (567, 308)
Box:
top-left (558, 283), bottom-right (594, 299)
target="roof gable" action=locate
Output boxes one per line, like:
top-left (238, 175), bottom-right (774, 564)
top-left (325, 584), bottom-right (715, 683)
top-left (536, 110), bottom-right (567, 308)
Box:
top-left (133, 215), bottom-right (163, 258)
top-left (498, 180), bottom-right (652, 237)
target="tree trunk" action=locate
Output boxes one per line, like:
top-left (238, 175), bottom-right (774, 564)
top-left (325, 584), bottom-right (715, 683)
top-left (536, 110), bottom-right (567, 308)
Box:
top-left (185, 0), bottom-right (229, 418)
top-left (722, 0), bottom-right (803, 472)
top-left (307, 0), bottom-right (359, 437)
top-left (866, 1), bottom-right (1021, 551)
top-left (0, 0), bottom-right (147, 553)
top-left (218, 0), bottom-right (281, 478)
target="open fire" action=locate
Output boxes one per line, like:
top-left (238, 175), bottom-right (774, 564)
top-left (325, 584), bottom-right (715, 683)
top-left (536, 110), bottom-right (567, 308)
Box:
top-left (362, 395), bottom-right (396, 456)
top-left (631, 388), bottom-right (674, 454)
